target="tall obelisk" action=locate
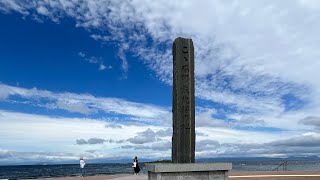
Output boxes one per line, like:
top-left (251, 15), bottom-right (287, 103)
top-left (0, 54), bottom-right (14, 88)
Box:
top-left (172, 37), bottom-right (195, 163)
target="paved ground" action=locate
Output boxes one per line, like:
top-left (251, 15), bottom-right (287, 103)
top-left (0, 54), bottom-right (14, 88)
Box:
top-left (34, 174), bottom-right (146, 180)
top-left (34, 171), bottom-right (320, 180)
top-left (229, 171), bottom-right (320, 180)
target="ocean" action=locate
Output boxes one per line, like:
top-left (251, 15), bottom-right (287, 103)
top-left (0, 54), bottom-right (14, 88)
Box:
top-left (1, 160), bottom-right (320, 179)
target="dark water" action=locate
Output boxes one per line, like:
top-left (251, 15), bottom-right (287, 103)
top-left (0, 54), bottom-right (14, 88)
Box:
top-left (0, 163), bottom-right (139, 179)
top-left (1, 160), bottom-right (320, 179)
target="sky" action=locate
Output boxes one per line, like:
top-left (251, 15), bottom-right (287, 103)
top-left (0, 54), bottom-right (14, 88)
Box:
top-left (0, 0), bottom-right (320, 165)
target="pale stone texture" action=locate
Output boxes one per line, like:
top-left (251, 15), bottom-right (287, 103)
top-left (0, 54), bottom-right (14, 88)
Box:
top-left (146, 163), bottom-right (232, 172)
top-left (146, 163), bottom-right (231, 180)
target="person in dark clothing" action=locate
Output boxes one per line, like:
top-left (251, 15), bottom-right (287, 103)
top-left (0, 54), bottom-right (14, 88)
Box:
top-left (133, 156), bottom-right (140, 175)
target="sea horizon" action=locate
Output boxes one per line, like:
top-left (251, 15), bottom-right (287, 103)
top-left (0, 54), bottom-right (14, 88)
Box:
top-left (1, 159), bottom-right (320, 179)
top-left (1, 155), bottom-right (319, 166)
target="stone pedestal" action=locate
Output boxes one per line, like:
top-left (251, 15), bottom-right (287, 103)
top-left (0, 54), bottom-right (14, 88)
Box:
top-left (146, 163), bottom-right (232, 180)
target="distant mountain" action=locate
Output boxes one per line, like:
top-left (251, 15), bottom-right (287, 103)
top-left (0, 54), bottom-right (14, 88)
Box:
top-left (286, 155), bottom-right (320, 160)
top-left (197, 155), bottom-right (320, 162)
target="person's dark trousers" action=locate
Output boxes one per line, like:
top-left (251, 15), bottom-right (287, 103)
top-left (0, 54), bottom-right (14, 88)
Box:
top-left (81, 168), bottom-right (85, 176)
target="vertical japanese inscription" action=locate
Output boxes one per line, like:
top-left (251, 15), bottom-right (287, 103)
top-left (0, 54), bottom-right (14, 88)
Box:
top-left (172, 37), bottom-right (195, 163)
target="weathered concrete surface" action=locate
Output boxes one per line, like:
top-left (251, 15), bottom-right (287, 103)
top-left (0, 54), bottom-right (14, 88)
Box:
top-left (172, 37), bottom-right (195, 164)
top-left (149, 171), bottom-right (228, 180)
top-left (146, 163), bottom-right (232, 172)
top-left (146, 163), bottom-right (231, 180)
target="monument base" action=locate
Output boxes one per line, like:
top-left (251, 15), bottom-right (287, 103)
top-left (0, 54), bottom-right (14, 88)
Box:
top-left (146, 163), bottom-right (232, 180)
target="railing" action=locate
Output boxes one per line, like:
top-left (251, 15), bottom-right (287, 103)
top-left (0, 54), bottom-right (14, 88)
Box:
top-left (272, 161), bottom-right (288, 171)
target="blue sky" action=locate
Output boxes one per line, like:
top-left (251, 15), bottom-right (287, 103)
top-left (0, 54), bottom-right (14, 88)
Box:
top-left (1, 0), bottom-right (320, 165)
top-left (0, 12), bottom-right (171, 105)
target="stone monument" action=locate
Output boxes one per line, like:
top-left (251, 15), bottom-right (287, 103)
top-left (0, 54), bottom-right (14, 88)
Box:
top-left (172, 37), bottom-right (195, 164)
top-left (146, 37), bottom-right (232, 180)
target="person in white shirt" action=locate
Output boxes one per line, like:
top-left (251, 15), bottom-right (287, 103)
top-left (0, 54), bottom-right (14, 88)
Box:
top-left (79, 157), bottom-right (86, 177)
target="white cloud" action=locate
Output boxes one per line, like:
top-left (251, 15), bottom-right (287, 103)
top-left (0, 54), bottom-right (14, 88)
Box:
top-left (0, 0), bottom-right (28, 15)
top-left (127, 129), bottom-right (157, 144)
top-left (36, 6), bottom-right (49, 16)
top-left (53, 99), bottom-right (97, 115)
top-left (299, 116), bottom-right (320, 130)
top-left (196, 107), bottom-right (228, 127)
top-left (0, 110), bottom-right (173, 162)
top-left (0, 83), bottom-right (170, 122)
top-left (122, 141), bottom-right (171, 152)
top-left (298, 0), bottom-right (320, 10)
top-left (99, 64), bottom-right (106, 70)
top-left (127, 128), bottom-right (172, 144)
top-left (118, 45), bottom-right (129, 75)
top-left (78, 51), bottom-right (111, 71)
top-left (0, 110), bottom-right (158, 153)
top-left (0, 149), bottom-right (81, 163)
top-left (75, 138), bottom-right (124, 145)
top-left (78, 52), bottom-right (86, 58)
top-left (0, 86), bottom-right (10, 99)
top-left (105, 123), bottom-right (122, 129)
top-left (0, 109), bottom-right (318, 162)
top-left (197, 140), bottom-right (220, 152)
top-left (155, 128), bottom-right (172, 137)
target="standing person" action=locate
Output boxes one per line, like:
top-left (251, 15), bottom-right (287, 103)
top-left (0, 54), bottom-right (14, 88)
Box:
top-left (133, 156), bottom-right (140, 175)
top-left (79, 157), bottom-right (86, 177)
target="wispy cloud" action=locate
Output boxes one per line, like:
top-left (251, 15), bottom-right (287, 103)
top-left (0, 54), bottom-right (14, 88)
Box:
top-left (0, 80), bottom-right (317, 149)
top-left (78, 51), bottom-right (111, 71)
top-left (0, 0), bottom-right (28, 15)
top-left (76, 138), bottom-right (124, 145)
top-left (105, 123), bottom-right (123, 129)
top-left (0, 83), bottom-right (170, 123)
top-left (117, 45), bottom-right (129, 77)
top-left (76, 138), bottom-right (106, 145)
